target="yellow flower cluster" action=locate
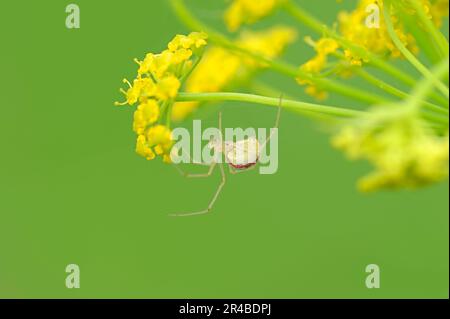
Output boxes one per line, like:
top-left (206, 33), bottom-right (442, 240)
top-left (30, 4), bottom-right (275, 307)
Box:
top-left (332, 109), bottom-right (449, 192)
top-left (225, 0), bottom-right (282, 32)
top-left (297, 38), bottom-right (340, 100)
top-left (171, 26), bottom-right (297, 121)
top-left (136, 125), bottom-right (174, 162)
top-left (298, 0), bottom-right (448, 100)
top-left (338, 0), bottom-right (419, 65)
top-left (116, 32), bottom-right (208, 162)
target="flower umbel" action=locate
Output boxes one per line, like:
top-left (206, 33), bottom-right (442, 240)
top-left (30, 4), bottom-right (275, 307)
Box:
top-left (338, 0), bottom-right (419, 64)
top-left (116, 31), bottom-right (208, 161)
top-left (333, 107), bottom-right (449, 192)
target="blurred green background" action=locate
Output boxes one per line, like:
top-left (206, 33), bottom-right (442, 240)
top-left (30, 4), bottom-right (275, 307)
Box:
top-left (0, 0), bottom-right (448, 298)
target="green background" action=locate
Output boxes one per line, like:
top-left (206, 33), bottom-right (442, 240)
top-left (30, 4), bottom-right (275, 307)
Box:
top-left (0, 0), bottom-right (448, 298)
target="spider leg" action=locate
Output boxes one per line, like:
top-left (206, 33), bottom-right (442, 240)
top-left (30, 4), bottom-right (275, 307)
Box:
top-left (172, 143), bottom-right (217, 177)
top-left (170, 112), bottom-right (227, 217)
top-left (170, 163), bottom-right (226, 217)
top-left (261, 95), bottom-right (282, 150)
top-left (174, 162), bottom-right (216, 178)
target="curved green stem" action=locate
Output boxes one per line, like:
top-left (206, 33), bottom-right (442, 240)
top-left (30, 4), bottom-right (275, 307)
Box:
top-left (384, 0), bottom-right (449, 99)
top-left (170, 0), bottom-right (386, 105)
top-left (176, 92), bottom-right (365, 118)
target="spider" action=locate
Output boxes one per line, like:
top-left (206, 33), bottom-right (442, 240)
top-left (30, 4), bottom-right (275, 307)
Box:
top-left (171, 96), bottom-right (282, 217)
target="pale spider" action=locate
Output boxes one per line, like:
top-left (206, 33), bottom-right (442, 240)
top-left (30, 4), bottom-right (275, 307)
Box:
top-left (171, 96), bottom-right (282, 217)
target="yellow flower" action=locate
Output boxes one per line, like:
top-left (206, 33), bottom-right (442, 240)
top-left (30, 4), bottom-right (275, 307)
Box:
top-left (124, 81), bottom-right (142, 105)
top-left (136, 135), bottom-right (156, 160)
top-left (188, 32), bottom-right (208, 49)
top-left (168, 32), bottom-right (208, 52)
top-left (332, 108), bottom-right (449, 192)
top-left (338, 0), bottom-right (419, 64)
top-left (145, 51), bottom-right (174, 78)
top-left (237, 26), bottom-right (297, 67)
top-left (135, 125), bottom-right (174, 162)
top-left (147, 125), bottom-right (172, 146)
top-left (154, 75), bottom-right (181, 101)
top-left (305, 85), bottom-right (328, 101)
top-left (297, 38), bottom-right (339, 100)
top-left (316, 38), bottom-right (340, 55)
top-left (185, 46), bottom-right (242, 93)
top-left (134, 33), bottom-right (206, 80)
top-left (300, 54), bottom-right (327, 74)
top-left (117, 78), bottom-right (155, 106)
top-left (171, 101), bottom-right (200, 122)
top-left (136, 53), bottom-right (154, 76)
top-left (172, 48), bottom-right (193, 64)
top-left (300, 38), bottom-right (339, 74)
top-left (146, 125), bottom-right (174, 162)
top-left (225, 0), bottom-right (282, 32)
top-left (344, 50), bottom-right (362, 66)
top-left (133, 100), bottom-right (160, 135)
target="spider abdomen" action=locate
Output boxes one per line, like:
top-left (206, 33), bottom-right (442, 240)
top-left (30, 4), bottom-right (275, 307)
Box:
top-left (224, 137), bottom-right (260, 170)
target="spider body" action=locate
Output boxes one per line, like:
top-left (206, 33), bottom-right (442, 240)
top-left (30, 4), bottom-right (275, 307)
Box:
top-left (209, 137), bottom-right (260, 170)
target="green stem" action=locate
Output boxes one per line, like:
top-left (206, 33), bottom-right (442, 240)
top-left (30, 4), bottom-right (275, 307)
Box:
top-left (409, 58), bottom-right (450, 110)
top-left (400, 12), bottom-right (442, 65)
top-left (249, 81), bottom-right (349, 123)
top-left (328, 48), bottom-right (448, 115)
top-left (176, 92), bottom-right (365, 118)
top-left (170, 0), bottom-right (386, 105)
top-left (328, 49), bottom-right (447, 115)
top-left (384, 0), bottom-right (449, 99)
top-left (354, 68), bottom-right (448, 116)
top-left (421, 110), bottom-right (449, 125)
top-left (166, 103), bottom-right (173, 128)
top-left (179, 54), bottom-right (203, 84)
